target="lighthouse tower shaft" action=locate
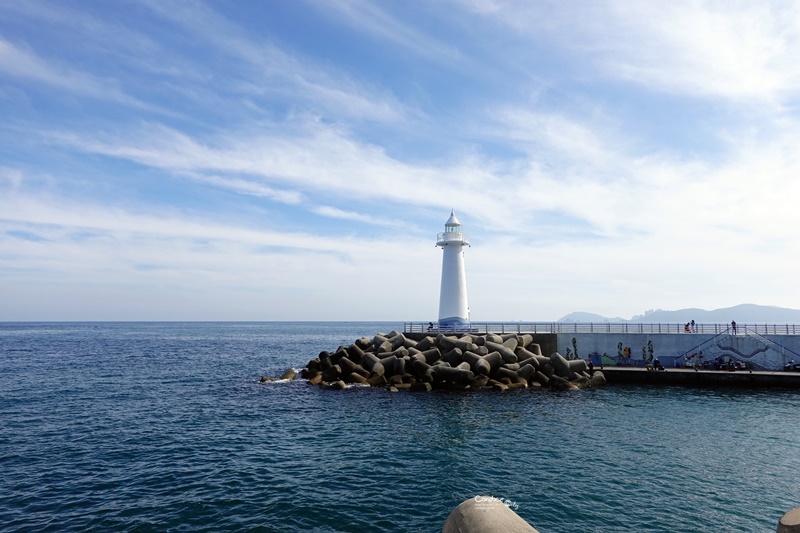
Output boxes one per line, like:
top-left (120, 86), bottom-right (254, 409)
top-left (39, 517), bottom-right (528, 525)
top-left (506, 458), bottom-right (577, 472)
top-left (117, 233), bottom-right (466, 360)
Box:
top-left (436, 210), bottom-right (470, 327)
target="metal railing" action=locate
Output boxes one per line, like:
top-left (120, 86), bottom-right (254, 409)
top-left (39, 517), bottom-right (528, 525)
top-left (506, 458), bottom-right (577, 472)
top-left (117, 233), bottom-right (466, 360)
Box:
top-left (436, 232), bottom-right (469, 245)
top-left (403, 322), bottom-right (800, 336)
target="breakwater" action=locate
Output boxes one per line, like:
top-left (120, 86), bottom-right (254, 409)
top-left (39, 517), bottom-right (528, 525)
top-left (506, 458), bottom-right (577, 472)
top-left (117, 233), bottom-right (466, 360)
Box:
top-left (299, 330), bottom-right (606, 391)
top-left (601, 366), bottom-right (800, 387)
top-left (405, 322), bottom-right (800, 371)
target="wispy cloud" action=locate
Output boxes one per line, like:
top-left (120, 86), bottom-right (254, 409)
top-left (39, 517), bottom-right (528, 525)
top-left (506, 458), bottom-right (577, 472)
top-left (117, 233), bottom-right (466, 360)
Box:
top-left (600, 1), bottom-right (800, 103)
top-left (138, 0), bottom-right (408, 123)
top-left (0, 36), bottom-right (170, 113)
top-left (310, 205), bottom-right (406, 228)
top-left (182, 172), bottom-right (304, 205)
top-left (305, 0), bottom-right (464, 64)
top-left (5, 0), bottom-right (800, 320)
top-left (453, 0), bottom-right (800, 104)
top-left (42, 119), bottom-right (522, 231)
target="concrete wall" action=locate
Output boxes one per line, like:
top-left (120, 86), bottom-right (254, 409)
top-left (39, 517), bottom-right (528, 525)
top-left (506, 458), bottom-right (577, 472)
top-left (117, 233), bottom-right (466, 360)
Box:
top-left (560, 332), bottom-right (800, 370)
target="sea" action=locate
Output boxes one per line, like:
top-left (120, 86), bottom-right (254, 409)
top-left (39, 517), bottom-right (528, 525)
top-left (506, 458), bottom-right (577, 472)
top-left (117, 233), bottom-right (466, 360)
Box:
top-left (1, 321), bottom-right (799, 532)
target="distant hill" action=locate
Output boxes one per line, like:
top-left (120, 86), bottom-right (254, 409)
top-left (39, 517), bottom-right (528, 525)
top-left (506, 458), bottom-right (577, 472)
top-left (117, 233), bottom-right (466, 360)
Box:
top-left (558, 304), bottom-right (800, 324)
top-left (558, 311), bottom-right (627, 323)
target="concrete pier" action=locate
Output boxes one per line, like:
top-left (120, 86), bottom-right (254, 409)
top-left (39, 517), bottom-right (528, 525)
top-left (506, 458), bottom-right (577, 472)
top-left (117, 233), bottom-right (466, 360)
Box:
top-left (406, 322), bottom-right (800, 373)
top-left (601, 367), bottom-right (800, 388)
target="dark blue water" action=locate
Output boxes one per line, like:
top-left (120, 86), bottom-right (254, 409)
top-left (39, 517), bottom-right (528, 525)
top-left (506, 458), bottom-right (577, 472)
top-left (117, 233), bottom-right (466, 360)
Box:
top-left (2, 322), bottom-right (799, 532)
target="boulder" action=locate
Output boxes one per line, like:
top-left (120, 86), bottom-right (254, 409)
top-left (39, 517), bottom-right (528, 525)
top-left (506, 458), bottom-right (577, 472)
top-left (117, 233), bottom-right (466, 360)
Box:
top-left (515, 348), bottom-right (539, 365)
top-left (321, 365), bottom-right (341, 382)
top-left (569, 359), bottom-right (588, 373)
top-left (347, 372), bottom-right (368, 384)
top-left (463, 351), bottom-right (490, 376)
top-left (517, 364), bottom-right (536, 381)
top-left (550, 375), bottom-right (578, 390)
top-left (483, 351), bottom-right (504, 372)
top-left (470, 375), bottom-right (490, 388)
top-left (362, 353), bottom-right (385, 376)
top-left (346, 343), bottom-right (365, 364)
top-left (495, 367), bottom-right (526, 385)
top-left (442, 348), bottom-right (464, 367)
top-left (416, 336), bottom-right (437, 351)
top-left (411, 359), bottom-right (434, 383)
top-left (433, 365), bottom-right (475, 385)
top-left (419, 348), bottom-right (443, 365)
top-left (388, 332), bottom-right (406, 350)
top-left (485, 341), bottom-right (517, 364)
top-left (380, 355), bottom-right (399, 376)
top-left (518, 334), bottom-right (533, 349)
top-left (436, 334), bottom-right (459, 350)
top-left (502, 337), bottom-right (519, 352)
top-left (590, 372), bottom-right (607, 387)
top-left (280, 369), bottom-right (297, 381)
top-left (549, 352), bottom-right (571, 378)
top-left (366, 375), bottom-right (387, 387)
top-left (355, 337), bottom-right (372, 350)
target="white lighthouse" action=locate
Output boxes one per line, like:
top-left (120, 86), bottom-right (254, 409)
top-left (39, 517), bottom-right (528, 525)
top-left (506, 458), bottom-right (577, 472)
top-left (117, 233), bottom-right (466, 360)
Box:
top-left (436, 209), bottom-right (470, 328)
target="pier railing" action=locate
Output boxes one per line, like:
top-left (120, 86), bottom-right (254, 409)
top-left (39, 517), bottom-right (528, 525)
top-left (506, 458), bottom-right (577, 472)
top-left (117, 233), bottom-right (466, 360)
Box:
top-left (404, 322), bottom-right (800, 336)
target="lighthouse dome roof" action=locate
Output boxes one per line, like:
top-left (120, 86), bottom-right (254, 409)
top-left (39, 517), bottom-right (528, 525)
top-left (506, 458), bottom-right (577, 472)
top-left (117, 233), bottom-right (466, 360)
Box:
top-left (445, 209), bottom-right (462, 227)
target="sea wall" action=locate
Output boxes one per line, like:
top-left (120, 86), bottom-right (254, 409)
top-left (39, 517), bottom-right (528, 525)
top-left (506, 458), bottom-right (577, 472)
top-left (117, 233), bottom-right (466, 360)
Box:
top-left (559, 332), bottom-right (800, 370)
top-left (601, 367), bottom-right (800, 388)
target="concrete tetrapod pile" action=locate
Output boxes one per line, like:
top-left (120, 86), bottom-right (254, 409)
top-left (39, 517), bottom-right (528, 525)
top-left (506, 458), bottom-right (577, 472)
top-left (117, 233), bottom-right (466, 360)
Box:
top-left (299, 330), bottom-right (606, 391)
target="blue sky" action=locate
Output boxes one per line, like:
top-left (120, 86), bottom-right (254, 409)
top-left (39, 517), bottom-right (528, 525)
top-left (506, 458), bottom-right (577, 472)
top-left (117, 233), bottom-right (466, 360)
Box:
top-left (2, 0), bottom-right (800, 321)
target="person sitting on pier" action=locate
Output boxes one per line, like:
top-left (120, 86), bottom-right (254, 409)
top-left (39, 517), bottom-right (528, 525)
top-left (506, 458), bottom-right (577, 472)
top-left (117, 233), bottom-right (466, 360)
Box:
top-left (653, 357), bottom-right (664, 371)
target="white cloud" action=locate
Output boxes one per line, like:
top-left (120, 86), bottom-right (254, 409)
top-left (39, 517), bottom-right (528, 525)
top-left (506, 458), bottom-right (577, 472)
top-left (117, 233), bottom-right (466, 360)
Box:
top-left (0, 189), bottom-right (442, 320)
top-left (181, 172), bottom-right (305, 205)
top-left (601, 1), bottom-right (800, 103)
top-left (305, 0), bottom-right (464, 64)
top-left (0, 36), bottom-right (170, 113)
top-left (310, 206), bottom-right (404, 227)
top-left (138, 0), bottom-right (408, 123)
top-left (5, 0), bottom-right (800, 320)
top-left (452, 0), bottom-right (800, 104)
top-left (0, 166), bottom-right (23, 188)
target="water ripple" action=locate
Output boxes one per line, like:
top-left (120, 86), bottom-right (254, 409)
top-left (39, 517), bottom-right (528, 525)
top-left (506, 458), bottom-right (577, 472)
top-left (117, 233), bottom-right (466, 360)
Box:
top-left (2, 323), bottom-right (799, 532)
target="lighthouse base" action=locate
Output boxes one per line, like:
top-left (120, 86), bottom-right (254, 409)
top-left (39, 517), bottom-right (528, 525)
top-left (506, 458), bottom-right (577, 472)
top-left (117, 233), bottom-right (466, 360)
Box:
top-left (436, 317), bottom-right (475, 333)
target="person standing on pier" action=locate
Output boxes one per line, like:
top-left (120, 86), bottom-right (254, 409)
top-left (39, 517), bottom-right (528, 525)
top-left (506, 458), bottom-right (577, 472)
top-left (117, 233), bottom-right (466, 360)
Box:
top-left (731, 320), bottom-right (737, 334)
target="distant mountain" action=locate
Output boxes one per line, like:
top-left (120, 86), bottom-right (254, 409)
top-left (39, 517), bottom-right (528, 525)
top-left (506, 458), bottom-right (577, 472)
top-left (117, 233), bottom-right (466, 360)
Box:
top-left (558, 311), bottom-right (628, 323)
top-left (557, 304), bottom-right (800, 324)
